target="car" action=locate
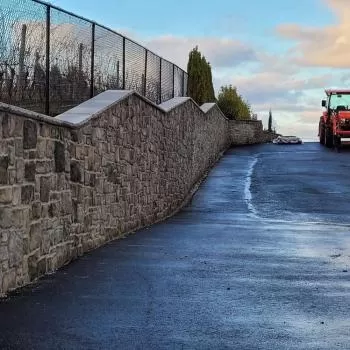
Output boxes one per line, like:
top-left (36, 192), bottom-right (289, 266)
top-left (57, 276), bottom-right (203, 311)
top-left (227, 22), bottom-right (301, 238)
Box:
top-left (272, 135), bottom-right (302, 144)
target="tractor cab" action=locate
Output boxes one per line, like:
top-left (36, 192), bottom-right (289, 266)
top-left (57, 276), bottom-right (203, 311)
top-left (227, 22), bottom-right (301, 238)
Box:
top-left (319, 89), bottom-right (350, 148)
top-left (322, 89), bottom-right (350, 114)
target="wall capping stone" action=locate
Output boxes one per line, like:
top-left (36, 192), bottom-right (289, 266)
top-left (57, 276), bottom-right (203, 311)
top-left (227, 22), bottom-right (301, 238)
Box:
top-left (56, 90), bottom-right (231, 125)
top-left (0, 90), bottom-right (232, 129)
top-left (0, 102), bottom-right (75, 128)
top-left (158, 97), bottom-right (191, 112)
top-left (201, 103), bottom-right (216, 113)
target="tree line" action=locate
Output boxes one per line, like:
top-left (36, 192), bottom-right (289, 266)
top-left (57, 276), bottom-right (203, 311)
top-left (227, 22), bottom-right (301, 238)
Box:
top-left (186, 46), bottom-right (252, 120)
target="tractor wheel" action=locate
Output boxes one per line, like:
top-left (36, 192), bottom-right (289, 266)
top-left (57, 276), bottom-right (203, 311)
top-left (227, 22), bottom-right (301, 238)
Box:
top-left (333, 135), bottom-right (341, 152)
top-left (325, 128), bottom-right (334, 148)
top-left (319, 123), bottom-right (325, 145)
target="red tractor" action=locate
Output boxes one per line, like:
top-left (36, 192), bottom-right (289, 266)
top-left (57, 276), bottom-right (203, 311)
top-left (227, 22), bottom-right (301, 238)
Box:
top-left (319, 89), bottom-right (350, 149)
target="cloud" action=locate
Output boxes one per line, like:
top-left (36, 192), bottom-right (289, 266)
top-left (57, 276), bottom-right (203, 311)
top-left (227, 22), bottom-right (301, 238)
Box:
top-left (143, 35), bottom-right (257, 70)
top-left (276, 0), bottom-right (350, 68)
top-left (223, 72), bottom-right (331, 105)
top-left (222, 70), bottom-right (328, 139)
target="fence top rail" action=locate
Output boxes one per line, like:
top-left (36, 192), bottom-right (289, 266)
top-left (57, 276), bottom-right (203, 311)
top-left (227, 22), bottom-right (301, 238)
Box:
top-left (31, 0), bottom-right (186, 73)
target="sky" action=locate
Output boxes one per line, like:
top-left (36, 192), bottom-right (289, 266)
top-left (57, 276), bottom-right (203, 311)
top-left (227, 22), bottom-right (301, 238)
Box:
top-left (48, 0), bottom-right (350, 139)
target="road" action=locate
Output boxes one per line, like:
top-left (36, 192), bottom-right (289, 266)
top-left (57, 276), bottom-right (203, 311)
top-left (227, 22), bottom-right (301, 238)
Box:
top-left (2, 142), bottom-right (350, 349)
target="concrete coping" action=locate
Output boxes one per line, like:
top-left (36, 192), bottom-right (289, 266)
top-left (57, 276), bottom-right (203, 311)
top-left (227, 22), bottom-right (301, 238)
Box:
top-left (0, 90), bottom-right (235, 128)
top-left (201, 103), bottom-right (216, 113)
top-left (158, 97), bottom-right (191, 112)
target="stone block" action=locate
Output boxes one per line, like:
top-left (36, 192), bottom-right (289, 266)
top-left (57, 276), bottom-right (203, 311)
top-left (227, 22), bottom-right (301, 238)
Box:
top-left (106, 164), bottom-right (118, 184)
top-left (70, 130), bottom-right (78, 142)
top-left (0, 207), bottom-right (12, 228)
top-left (0, 245), bottom-right (9, 261)
top-left (52, 227), bottom-right (64, 246)
top-left (61, 191), bottom-right (72, 216)
top-left (54, 141), bottom-right (65, 173)
top-left (2, 114), bottom-right (16, 138)
top-left (0, 140), bottom-right (7, 155)
top-left (29, 222), bottom-right (42, 251)
top-left (15, 138), bottom-right (23, 157)
top-left (29, 150), bottom-right (37, 159)
top-left (90, 173), bottom-right (96, 187)
top-left (37, 257), bottom-right (47, 276)
top-left (8, 231), bottom-right (23, 268)
top-left (23, 120), bottom-right (37, 149)
top-left (11, 207), bottom-right (29, 228)
top-left (49, 191), bottom-right (60, 201)
top-left (15, 158), bottom-right (24, 183)
top-left (23, 236), bottom-right (29, 255)
top-left (45, 140), bottom-right (55, 159)
top-left (1, 231), bottom-right (8, 243)
top-left (46, 255), bottom-right (58, 272)
top-left (28, 254), bottom-right (38, 280)
top-left (2, 269), bottom-right (16, 292)
top-left (7, 168), bottom-right (14, 185)
top-left (0, 187), bottom-right (12, 204)
top-left (1, 259), bottom-right (9, 273)
top-left (40, 176), bottom-right (51, 202)
top-left (31, 202), bottom-right (41, 220)
top-left (41, 233), bottom-right (50, 255)
top-left (87, 150), bottom-right (95, 170)
top-left (75, 145), bottom-right (86, 160)
top-left (57, 173), bottom-right (67, 191)
top-left (40, 123), bottom-right (50, 138)
top-left (21, 185), bottom-right (34, 204)
top-left (41, 203), bottom-right (49, 218)
top-left (50, 127), bottom-right (64, 141)
top-left (0, 156), bottom-right (9, 185)
top-left (24, 162), bottom-right (36, 182)
top-left (70, 161), bottom-right (81, 183)
top-left (36, 138), bottom-right (46, 159)
top-left (48, 202), bottom-right (59, 218)
top-left (49, 175), bottom-right (57, 193)
top-left (36, 160), bottom-right (52, 174)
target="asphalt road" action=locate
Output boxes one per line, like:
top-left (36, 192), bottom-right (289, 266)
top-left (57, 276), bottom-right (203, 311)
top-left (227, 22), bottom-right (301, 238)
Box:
top-left (2, 142), bottom-right (350, 349)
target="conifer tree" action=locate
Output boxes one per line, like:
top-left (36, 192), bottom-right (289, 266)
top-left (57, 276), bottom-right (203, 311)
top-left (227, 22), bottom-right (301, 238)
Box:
top-left (187, 47), bottom-right (215, 105)
top-left (268, 109), bottom-right (272, 132)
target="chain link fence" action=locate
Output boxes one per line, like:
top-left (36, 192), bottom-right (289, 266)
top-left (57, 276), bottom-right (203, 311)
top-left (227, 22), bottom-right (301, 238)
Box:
top-left (0, 0), bottom-right (188, 116)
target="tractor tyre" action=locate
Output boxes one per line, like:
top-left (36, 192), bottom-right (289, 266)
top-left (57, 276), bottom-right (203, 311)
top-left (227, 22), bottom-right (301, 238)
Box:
top-left (333, 135), bottom-right (341, 152)
top-left (319, 123), bottom-right (325, 145)
top-left (325, 128), bottom-right (334, 148)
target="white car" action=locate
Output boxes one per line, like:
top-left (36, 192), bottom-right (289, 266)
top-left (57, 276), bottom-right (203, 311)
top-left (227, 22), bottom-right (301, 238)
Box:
top-left (272, 135), bottom-right (302, 144)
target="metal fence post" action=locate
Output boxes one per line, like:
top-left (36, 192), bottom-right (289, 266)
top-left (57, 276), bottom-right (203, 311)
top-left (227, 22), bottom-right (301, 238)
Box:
top-left (159, 58), bottom-right (162, 104)
top-left (45, 5), bottom-right (51, 115)
top-left (172, 65), bottom-right (175, 98)
top-left (122, 37), bottom-right (126, 90)
top-left (90, 23), bottom-right (95, 98)
top-left (143, 49), bottom-right (148, 96)
top-left (18, 24), bottom-right (27, 94)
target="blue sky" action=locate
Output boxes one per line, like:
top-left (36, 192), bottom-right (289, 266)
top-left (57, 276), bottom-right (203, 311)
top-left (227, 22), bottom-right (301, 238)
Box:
top-left (49, 0), bottom-right (350, 139)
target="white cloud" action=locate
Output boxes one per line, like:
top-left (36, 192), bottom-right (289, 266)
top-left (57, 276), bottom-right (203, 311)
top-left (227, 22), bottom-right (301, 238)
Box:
top-left (143, 35), bottom-right (257, 71)
top-left (276, 0), bottom-right (350, 68)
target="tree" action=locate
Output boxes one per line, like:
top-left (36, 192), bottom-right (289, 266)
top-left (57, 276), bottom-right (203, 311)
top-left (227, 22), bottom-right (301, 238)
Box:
top-left (187, 46), bottom-right (215, 105)
top-left (205, 60), bottom-right (215, 102)
top-left (268, 109), bottom-right (272, 132)
top-left (217, 85), bottom-right (251, 120)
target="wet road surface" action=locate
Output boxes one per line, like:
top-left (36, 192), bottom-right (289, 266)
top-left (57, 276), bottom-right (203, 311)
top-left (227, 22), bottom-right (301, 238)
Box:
top-left (2, 142), bottom-right (350, 349)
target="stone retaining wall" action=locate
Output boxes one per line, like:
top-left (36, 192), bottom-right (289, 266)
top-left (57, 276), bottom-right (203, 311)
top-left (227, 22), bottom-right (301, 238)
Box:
top-left (230, 120), bottom-right (265, 145)
top-left (0, 91), bottom-right (266, 296)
